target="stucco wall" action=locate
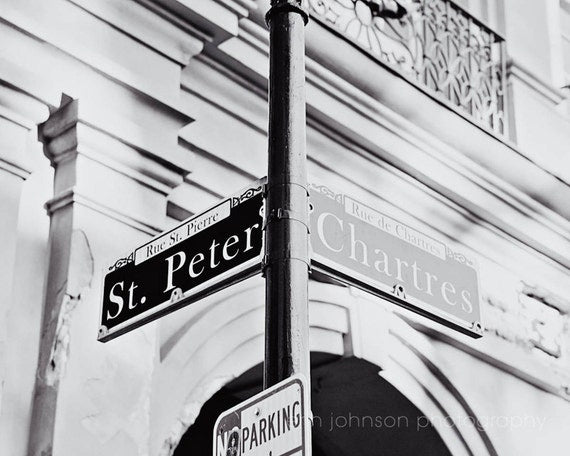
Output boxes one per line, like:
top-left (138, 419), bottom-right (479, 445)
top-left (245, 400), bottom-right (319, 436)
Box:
top-left (0, 0), bottom-right (569, 455)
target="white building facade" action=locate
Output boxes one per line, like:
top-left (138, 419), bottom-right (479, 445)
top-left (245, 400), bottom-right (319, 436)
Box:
top-left (0, 0), bottom-right (569, 454)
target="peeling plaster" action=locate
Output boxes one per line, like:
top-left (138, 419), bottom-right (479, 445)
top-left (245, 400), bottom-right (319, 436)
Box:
top-left (44, 230), bottom-right (94, 386)
top-left (28, 228), bottom-right (94, 456)
top-left (159, 376), bottom-right (234, 456)
top-left (67, 229), bottom-right (94, 298)
top-left (45, 294), bottom-right (79, 386)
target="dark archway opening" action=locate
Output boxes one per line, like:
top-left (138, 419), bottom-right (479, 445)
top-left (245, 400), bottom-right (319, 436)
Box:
top-left (174, 353), bottom-right (452, 455)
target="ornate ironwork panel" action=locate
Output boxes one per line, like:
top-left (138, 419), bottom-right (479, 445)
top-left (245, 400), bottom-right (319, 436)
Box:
top-left (308, 0), bottom-right (506, 135)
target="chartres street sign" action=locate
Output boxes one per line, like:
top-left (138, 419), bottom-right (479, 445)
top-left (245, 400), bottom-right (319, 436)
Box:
top-left (214, 375), bottom-right (310, 456)
top-left (99, 178), bottom-right (481, 342)
top-left (98, 182), bottom-right (264, 342)
top-left (309, 184), bottom-right (483, 338)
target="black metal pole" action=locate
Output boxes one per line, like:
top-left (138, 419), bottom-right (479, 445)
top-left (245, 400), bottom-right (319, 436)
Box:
top-left (264, 0), bottom-right (310, 390)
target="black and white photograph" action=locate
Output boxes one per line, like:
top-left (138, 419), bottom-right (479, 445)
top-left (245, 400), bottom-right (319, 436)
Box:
top-left (0, 0), bottom-right (569, 455)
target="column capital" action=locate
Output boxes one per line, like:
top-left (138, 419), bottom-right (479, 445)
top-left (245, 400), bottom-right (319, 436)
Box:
top-left (39, 95), bottom-right (194, 232)
top-left (28, 91), bottom-right (194, 456)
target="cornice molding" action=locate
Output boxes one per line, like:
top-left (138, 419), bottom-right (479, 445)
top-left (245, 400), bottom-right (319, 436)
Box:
top-left (0, 156), bottom-right (31, 180)
top-left (0, 82), bottom-right (49, 178)
top-left (507, 58), bottom-right (567, 106)
top-left (67, 0), bottom-right (205, 65)
top-left (39, 96), bottom-right (194, 186)
top-left (45, 188), bottom-right (161, 236)
top-left (1, 0), bottom-right (192, 106)
top-left (38, 96), bottom-right (195, 232)
top-left (0, 92), bottom-right (45, 131)
top-left (213, 0), bottom-right (257, 17)
top-left (151, 0), bottom-right (256, 47)
top-left (303, 53), bottom-right (570, 234)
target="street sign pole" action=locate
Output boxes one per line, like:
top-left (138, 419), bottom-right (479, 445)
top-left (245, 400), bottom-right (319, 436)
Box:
top-left (264, 0), bottom-right (311, 395)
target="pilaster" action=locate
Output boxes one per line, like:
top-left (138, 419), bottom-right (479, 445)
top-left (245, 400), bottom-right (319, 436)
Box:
top-left (0, 81), bottom-right (49, 455)
top-left (503, 0), bottom-right (561, 85)
top-left (28, 95), bottom-right (192, 456)
top-left (0, 86), bottom-right (40, 313)
top-left (502, 0), bottom-right (570, 183)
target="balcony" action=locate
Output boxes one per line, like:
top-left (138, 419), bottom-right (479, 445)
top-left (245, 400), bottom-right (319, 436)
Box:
top-left (308, 0), bottom-right (507, 136)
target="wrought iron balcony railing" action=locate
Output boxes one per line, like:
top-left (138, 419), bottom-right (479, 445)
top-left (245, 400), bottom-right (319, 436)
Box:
top-left (308, 0), bottom-right (507, 136)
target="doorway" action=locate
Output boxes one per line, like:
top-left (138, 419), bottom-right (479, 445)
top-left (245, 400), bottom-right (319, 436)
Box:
top-left (173, 352), bottom-right (452, 455)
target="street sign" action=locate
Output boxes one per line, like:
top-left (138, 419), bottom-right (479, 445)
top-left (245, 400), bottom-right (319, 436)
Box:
top-left (309, 183), bottom-right (483, 338)
top-left (98, 179), bottom-right (482, 341)
top-left (98, 181), bottom-right (265, 342)
top-left (214, 375), bottom-right (310, 456)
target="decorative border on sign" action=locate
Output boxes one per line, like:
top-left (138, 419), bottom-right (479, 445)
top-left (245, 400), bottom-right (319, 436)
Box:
top-left (108, 252), bottom-right (134, 271)
top-left (445, 246), bottom-right (474, 268)
top-left (309, 183), bottom-right (344, 204)
top-left (231, 184), bottom-right (263, 207)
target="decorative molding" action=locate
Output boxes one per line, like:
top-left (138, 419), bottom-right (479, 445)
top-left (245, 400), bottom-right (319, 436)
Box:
top-left (507, 58), bottom-right (567, 106)
top-left (2, 0), bottom-right (183, 105)
top-left (0, 80), bottom-right (51, 126)
top-left (0, 156), bottom-right (31, 180)
top-left (308, 62), bottom-right (570, 264)
top-left (302, 24), bottom-right (570, 228)
top-left (213, 0), bottom-right (257, 17)
top-left (520, 281), bottom-right (570, 314)
top-left (0, 81), bottom-right (50, 178)
top-left (0, 102), bottom-right (36, 131)
top-left (151, 0), bottom-right (255, 46)
top-left (44, 188), bottom-right (162, 236)
top-left (39, 97), bottom-right (192, 191)
top-left (181, 54), bottom-right (267, 134)
top-left (238, 12), bottom-right (270, 53)
top-left (67, 0), bottom-right (205, 65)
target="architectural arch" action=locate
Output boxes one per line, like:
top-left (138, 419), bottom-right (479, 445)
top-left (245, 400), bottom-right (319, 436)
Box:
top-left (150, 278), bottom-right (497, 456)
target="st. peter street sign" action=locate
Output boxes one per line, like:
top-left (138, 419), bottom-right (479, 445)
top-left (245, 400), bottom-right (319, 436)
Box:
top-left (214, 375), bottom-right (310, 456)
top-left (97, 181), bottom-right (264, 342)
top-left (308, 183), bottom-right (483, 338)
top-left (98, 179), bottom-right (482, 342)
